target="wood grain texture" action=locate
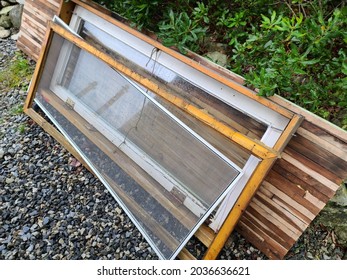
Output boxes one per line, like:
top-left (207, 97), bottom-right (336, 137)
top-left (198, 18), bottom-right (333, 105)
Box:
top-left (17, 0), bottom-right (60, 61)
top-left (238, 113), bottom-right (347, 260)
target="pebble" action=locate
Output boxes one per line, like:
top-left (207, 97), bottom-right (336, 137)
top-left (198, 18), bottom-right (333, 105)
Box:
top-left (5, 177), bottom-right (14, 184)
top-left (0, 35), bottom-right (156, 259)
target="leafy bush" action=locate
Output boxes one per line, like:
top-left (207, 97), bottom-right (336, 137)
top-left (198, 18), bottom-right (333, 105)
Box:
top-left (92, 0), bottom-right (347, 128)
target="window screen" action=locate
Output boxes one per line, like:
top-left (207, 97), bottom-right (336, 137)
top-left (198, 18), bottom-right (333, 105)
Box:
top-left (34, 33), bottom-right (241, 259)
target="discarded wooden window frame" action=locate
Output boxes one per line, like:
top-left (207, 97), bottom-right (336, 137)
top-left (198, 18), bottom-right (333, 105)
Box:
top-left (24, 1), bottom-right (303, 260)
top-left (60, 5), bottom-right (293, 232)
top-left (25, 24), bottom-right (244, 260)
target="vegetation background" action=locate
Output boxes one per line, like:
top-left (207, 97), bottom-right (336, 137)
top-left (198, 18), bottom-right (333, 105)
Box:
top-left (92, 0), bottom-right (347, 130)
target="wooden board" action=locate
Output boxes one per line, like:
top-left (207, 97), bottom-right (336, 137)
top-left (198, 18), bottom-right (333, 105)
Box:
top-left (17, 0), bottom-right (60, 61)
top-left (237, 116), bottom-right (347, 259)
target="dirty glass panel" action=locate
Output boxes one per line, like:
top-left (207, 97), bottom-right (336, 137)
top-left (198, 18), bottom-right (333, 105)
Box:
top-left (79, 20), bottom-right (267, 144)
top-left (34, 33), bottom-right (240, 259)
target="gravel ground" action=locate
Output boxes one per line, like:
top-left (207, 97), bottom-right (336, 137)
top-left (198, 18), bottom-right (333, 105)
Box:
top-left (1, 36), bottom-right (346, 260)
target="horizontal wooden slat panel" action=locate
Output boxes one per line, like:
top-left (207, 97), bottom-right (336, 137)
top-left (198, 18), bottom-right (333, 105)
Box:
top-left (284, 146), bottom-right (342, 186)
top-left (288, 134), bottom-right (347, 178)
top-left (274, 158), bottom-right (335, 198)
top-left (266, 170), bottom-right (322, 215)
top-left (239, 100), bottom-right (347, 260)
top-left (300, 120), bottom-right (347, 153)
top-left (237, 216), bottom-right (288, 259)
top-left (272, 161), bottom-right (330, 203)
top-left (261, 182), bottom-right (315, 223)
top-left (17, 0), bottom-right (60, 60)
top-left (246, 203), bottom-right (298, 246)
top-left (255, 190), bottom-right (308, 232)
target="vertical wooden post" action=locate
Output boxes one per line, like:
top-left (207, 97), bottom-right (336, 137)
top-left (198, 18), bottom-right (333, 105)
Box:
top-left (23, 23), bottom-right (55, 111)
top-left (58, 0), bottom-right (76, 23)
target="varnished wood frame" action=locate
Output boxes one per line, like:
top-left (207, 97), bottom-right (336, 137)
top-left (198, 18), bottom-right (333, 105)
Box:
top-left (24, 13), bottom-right (303, 259)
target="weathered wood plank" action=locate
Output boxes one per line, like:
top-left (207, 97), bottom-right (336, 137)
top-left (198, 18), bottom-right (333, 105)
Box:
top-left (178, 248), bottom-right (196, 260)
top-left (237, 216), bottom-right (288, 259)
top-left (288, 135), bottom-right (347, 178)
top-left (255, 190), bottom-right (308, 231)
top-left (275, 158), bottom-right (335, 198)
top-left (260, 182), bottom-right (315, 223)
top-left (266, 171), bottom-right (322, 215)
top-left (283, 150), bottom-right (342, 190)
top-left (300, 120), bottom-right (347, 152)
top-left (18, 0), bottom-right (60, 60)
top-left (245, 203), bottom-right (298, 246)
top-left (270, 95), bottom-right (347, 142)
top-left (272, 161), bottom-right (331, 203)
top-left (16, 33), bottom-right (40, 60)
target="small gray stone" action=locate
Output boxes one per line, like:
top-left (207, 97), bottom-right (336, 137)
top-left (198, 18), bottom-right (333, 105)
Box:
top-left (43, 217), bottom-right (50, 225)
top-left (26, 244), bottom-right (34, 253)
top-left (306, 252), bottom-right (314, 259)
top-left (0, 148), bottom-right (4, 158)
top-left (5, 177), bottom-right (14, 184)
top-left (10, 31), bottom-right (18, 40)
top-left (0, 28), bottom-right (10, 38)
top-left (22, 225), bottom-right (30, 234)
top-left (1, 235), bottom-right (11, 244)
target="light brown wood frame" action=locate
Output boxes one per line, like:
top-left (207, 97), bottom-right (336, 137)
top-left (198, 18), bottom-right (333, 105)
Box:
top-left (24, 18), bottom-right (303, 260)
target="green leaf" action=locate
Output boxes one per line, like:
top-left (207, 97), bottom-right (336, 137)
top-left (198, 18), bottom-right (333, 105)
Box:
top-left (264, 40), bottom-right (273, 48)
top-left (271, 11), bottom-right (276, 23)
top-left (300, 58), bottom-right (320, 65)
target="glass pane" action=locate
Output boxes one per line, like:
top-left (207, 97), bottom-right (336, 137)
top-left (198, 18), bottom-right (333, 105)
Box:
top-left (34, 33), bottom-right (240, 259)
top-left (76, 19), bottom-right (263, 167)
